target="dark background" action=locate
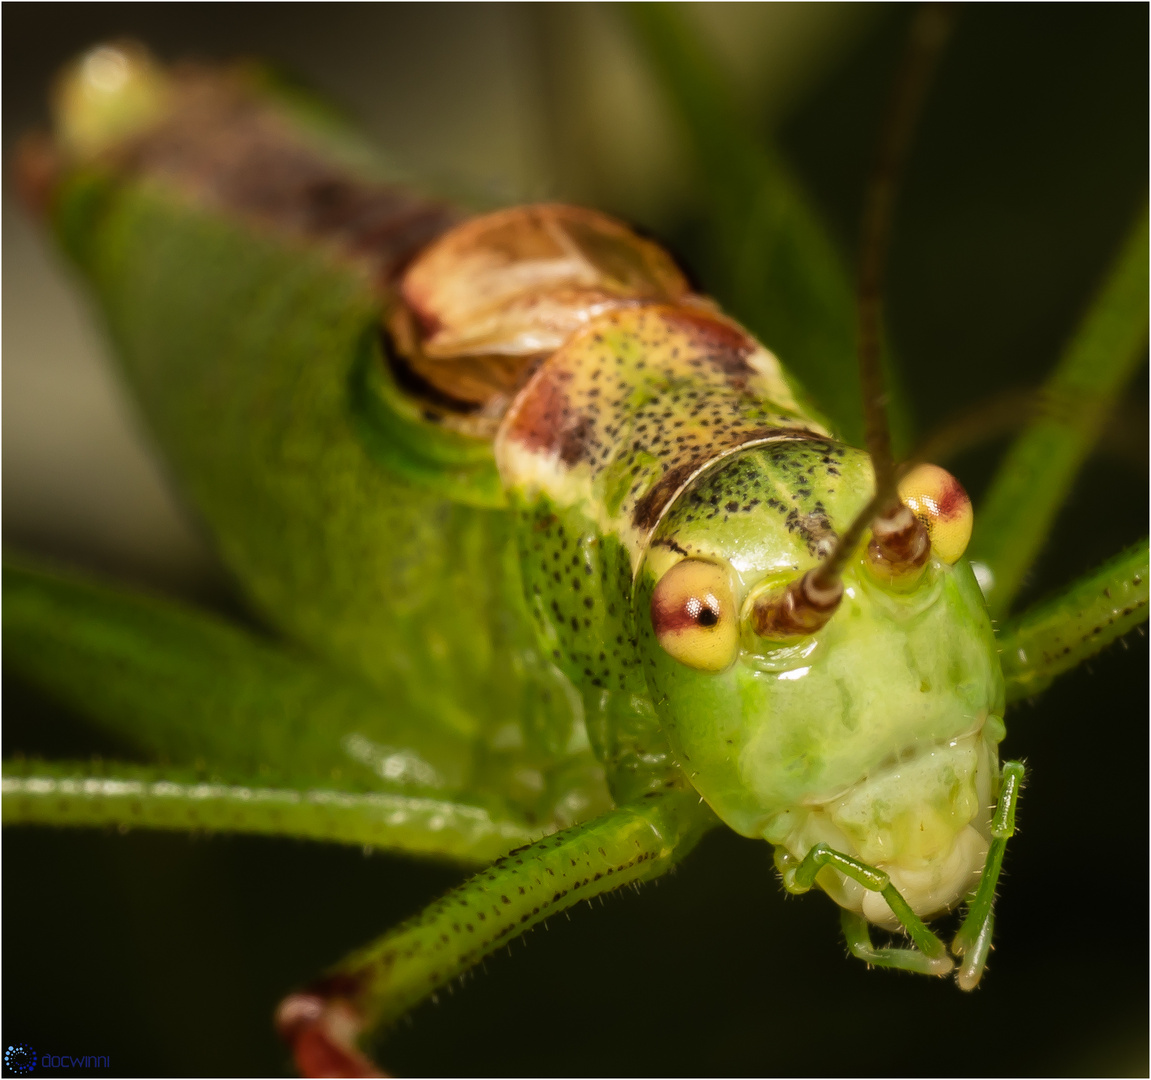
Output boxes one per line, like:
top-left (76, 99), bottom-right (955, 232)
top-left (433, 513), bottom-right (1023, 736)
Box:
top-left (3, 4), bottom-right (1147, 1076)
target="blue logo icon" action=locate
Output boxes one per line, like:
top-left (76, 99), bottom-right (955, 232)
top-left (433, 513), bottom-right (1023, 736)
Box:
top-left (5, 1045), bottom-right (36, 1074)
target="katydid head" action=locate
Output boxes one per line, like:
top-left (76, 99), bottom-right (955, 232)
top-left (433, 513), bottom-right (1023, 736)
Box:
top-left (637, 441), bottom-right (1003, 926)
top-left (637, 1), bottom-right (1002, 932)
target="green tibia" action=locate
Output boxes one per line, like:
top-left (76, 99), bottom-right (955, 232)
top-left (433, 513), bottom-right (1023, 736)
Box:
top-left (998, 540), bottom-right (1149, 701)
top-left (637, 442), bottom-right (1004, 917)
top-left (951, 760), bottom-right (1025, 990)
top-left (309, 789), bottom-right (714, 1039)
top-left (2, 760), bottom-right (537, 864)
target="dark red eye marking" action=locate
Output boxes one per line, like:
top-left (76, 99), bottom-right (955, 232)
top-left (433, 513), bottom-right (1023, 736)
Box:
top-left (897, 464), bottom-right (973, 565)
top-left (652, 589), bottom-right (723, 634)
top-left (650, 559), bottom-right (739, 672)
top-left (934, 473), bottom-right (968, 520)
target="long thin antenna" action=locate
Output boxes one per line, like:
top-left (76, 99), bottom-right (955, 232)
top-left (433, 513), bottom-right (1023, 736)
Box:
top-left (812, 3), bottom-right (956, 589)
top-left (754, 4), bottom-right (955, 636)
top-left (857, 2), bottom-right (955, 515)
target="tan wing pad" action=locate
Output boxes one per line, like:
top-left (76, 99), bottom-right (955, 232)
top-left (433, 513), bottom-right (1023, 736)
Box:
top-left (388, 204), bottom-right (693, 423)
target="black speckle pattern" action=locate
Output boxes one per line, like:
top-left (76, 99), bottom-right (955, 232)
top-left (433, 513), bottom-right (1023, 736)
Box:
top-left (517, 498), bottom-right (644, 696)
top-left (654, 440), bottom-right (873, 564)
top-left (497, 304), bottom-right (823, 566)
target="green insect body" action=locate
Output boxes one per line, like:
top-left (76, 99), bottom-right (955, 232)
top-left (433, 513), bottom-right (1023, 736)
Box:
top-left (6, 38), bottom-right (1147, 1076)
top-left (41, 62), bottom-right (614, 837)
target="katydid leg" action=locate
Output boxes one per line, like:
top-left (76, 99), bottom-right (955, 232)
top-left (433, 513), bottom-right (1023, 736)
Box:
top-left (971, 209), bottom-right (1148, 616)
top-left (1, 760), bottom-right (539, 863)
top-left (277, 789), bottom-right (715, 1078)
top-left (952, 760), bottom-right (1025, 990)
top-left (998, 542), bottom-right (1148, 701)
top-left (840, 910), bottom-right (950, 977)
top-left (786, 843), bottom-right (953, 976)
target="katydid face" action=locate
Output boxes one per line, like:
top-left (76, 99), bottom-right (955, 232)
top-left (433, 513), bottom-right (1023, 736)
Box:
top-left (639, 442), bottom-right (1004, 923)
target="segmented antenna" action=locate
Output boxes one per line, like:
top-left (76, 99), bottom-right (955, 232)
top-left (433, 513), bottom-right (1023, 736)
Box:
top-left (754, 4), bottom-right (954, 637)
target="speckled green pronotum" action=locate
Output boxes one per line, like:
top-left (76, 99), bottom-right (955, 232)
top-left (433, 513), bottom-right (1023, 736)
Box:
top-left (4, 34), bottom-right (1147, 1078)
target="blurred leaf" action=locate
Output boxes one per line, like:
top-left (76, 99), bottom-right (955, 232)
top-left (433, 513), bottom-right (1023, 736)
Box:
top-left (621, 2), bottom-right (914, 451)
top-left (971, 207), bottom-right (1149, 615)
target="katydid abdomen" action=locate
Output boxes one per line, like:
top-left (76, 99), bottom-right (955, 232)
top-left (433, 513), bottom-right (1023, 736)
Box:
top-left (44, 57), bottom-right (615, 831)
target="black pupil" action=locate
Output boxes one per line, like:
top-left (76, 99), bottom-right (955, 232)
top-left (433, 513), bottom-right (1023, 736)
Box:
top-left (697, 606), bottom-right (719, 627)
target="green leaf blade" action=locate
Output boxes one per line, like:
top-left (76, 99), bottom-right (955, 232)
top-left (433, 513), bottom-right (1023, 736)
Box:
top-left (972, 208), bottom-right (1150, 616)
top-left (620, 2), bottom-right (914, 451)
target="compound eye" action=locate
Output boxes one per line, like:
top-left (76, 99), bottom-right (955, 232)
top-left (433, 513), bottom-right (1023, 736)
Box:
top-left (650, 559), bottom-right (739, 672)
top-left (898, 463), bottom-right (973, 564)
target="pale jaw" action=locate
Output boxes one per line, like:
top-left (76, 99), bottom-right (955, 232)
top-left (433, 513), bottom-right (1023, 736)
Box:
top-left (861, 823), bottom-right (989, 929)
top-left (775, 724), bottom-right (998, 929)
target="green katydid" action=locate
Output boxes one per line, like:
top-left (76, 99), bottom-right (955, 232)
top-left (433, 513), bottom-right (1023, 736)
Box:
top-left (4, 6), bottom-right (1146, 1068)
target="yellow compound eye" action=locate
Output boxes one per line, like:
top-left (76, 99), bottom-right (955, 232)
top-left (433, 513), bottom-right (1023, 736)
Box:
top-left (897, 463), bottom-right (973, 564)
top-left (650, 559), bottom-right (739, 672)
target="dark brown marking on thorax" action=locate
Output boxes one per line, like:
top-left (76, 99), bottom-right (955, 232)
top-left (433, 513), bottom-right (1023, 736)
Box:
top-left (113, 72), bottom-right (458, 285)
top-left (659, 306), bottom-right (759, 388)
top-left (632, 462), bottom-right (701, 531)
top-left (504, 367), bottom-right (581, 458)
top-left (558, 414), bottom-right (596, 466)
top-left (789, 506), bottom-right (837, 557)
